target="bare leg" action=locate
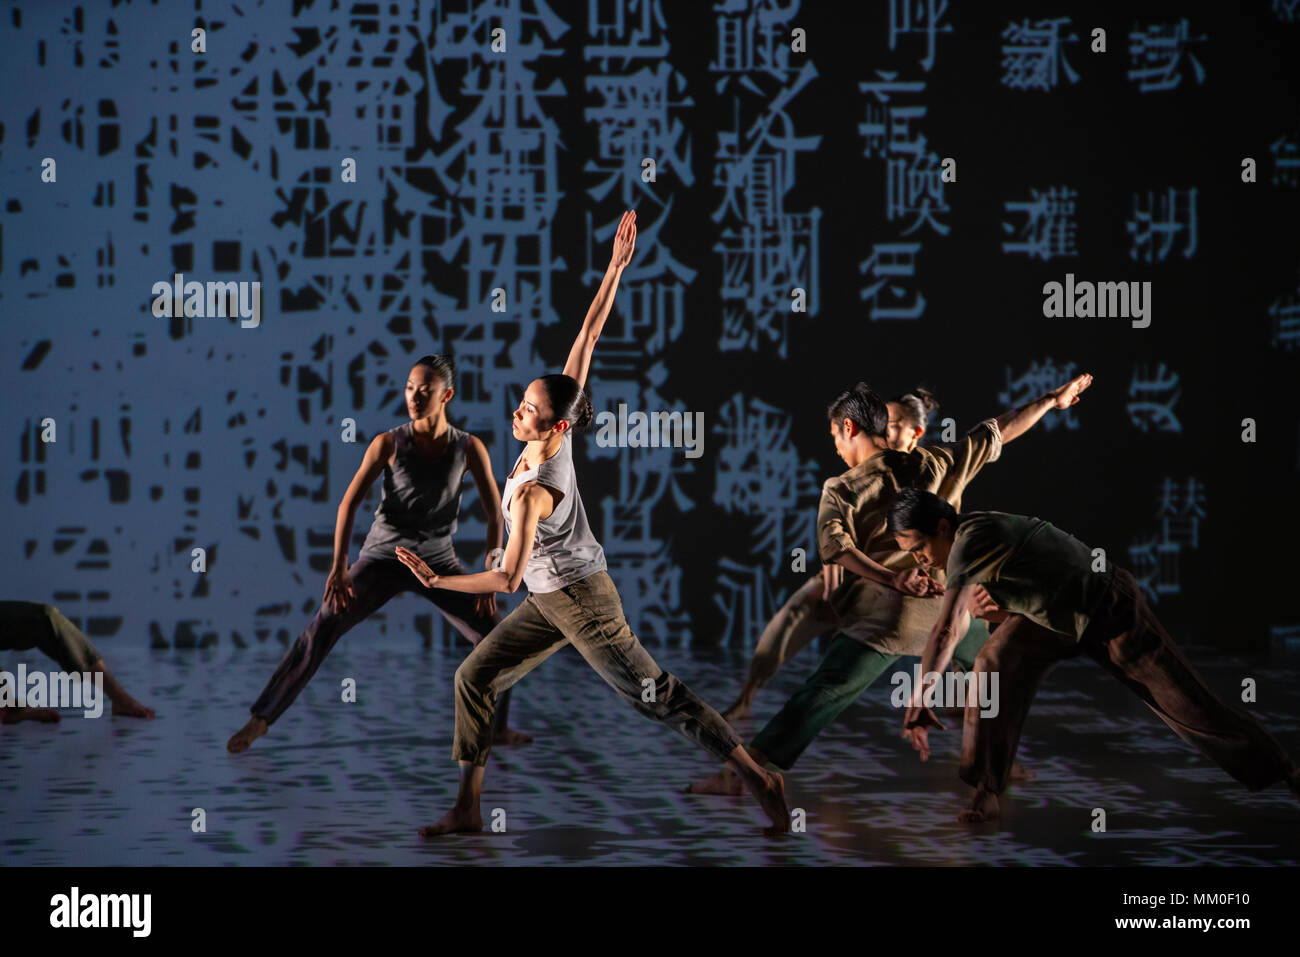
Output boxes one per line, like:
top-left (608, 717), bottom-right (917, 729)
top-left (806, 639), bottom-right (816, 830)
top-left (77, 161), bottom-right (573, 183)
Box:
top-left (721, 679), bottom-right (760, 722)
top-left (92, 658), bottom-right (154, 719)
top-left (723, 576), bottom-right (830, 722)
top-left (419, 762), bottom-right (486, 837)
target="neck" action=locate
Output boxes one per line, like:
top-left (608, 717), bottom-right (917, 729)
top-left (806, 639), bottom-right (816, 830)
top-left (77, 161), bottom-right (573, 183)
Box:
top-left (525, 431), bottom-right (564, 465)
top-left (411, 412), bottom-right (448, 437)
top-left (847, 436), bottom-right (888, 468)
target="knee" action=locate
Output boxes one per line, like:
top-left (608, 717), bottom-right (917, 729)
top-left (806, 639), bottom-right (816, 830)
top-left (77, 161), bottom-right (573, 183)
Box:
top-left (453, 660), bottom-right (489, 701)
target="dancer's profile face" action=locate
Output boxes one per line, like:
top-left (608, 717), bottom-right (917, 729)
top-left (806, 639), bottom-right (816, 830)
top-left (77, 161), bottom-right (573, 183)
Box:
top-left (885, 403), bottom-right (921, 452)
top-left (829, 418), bottom-right (855, 464)
top-left (894, 523), bottom-right (953, 570)
top-left (512, 380), bottom-right (564, 442)
top-left (406, 365), bottom-right (451, 420)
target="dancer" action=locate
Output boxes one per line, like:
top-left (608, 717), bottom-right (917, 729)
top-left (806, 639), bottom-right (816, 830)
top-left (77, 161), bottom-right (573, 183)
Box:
top-left (1, 600), bottom-right (153, 723)
top-left (226, 354), bottom-right (530, 753)
top-left (888, 488), bottom-right (1300, 822)
top-left (689, 373), bottom-right (1092, 794)
top-left (723, 389), bottom-right (964, 720)
top-left (395, 210), bottom-right (791, 836)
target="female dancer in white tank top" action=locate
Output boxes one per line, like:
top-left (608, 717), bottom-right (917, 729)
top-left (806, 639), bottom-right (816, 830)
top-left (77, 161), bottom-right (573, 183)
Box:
top-left (397, 211), bottom-right (791, 836)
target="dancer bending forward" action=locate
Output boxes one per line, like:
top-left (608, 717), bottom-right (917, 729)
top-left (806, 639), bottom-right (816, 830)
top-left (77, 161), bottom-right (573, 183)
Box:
top-left (889, 488), bottom-right (1300, 823)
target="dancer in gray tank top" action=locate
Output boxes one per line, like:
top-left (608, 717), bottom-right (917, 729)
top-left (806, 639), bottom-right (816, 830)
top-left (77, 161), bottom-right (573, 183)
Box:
top-left (226, 355), bottom-right (531, 753)
top-left (396, 210), bottom-right (792, 836)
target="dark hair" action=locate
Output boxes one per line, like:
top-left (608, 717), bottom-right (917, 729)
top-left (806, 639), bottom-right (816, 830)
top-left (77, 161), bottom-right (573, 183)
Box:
top-left (887, 488), bottom-right (962, 537)
top-left (413, 354), bottom-right (456, 392)
top-left (826, 382), bottom-right (888, 438)
top-left (888, 387), bottom-right (940, 432)
top-left (537, 373), bottom-right (594, 431)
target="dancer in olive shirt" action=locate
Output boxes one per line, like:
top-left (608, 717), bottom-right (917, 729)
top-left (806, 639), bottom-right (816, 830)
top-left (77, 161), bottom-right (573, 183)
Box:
top-left (688, 372), bottom-right (1093, 795)
top-left (889, 489), bottom-right (1300, 822)
top-left (722, 389), bottom-right (974, 721)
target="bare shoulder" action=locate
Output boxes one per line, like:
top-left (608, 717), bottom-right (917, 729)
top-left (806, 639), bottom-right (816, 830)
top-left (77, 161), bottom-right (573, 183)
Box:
top-left (369, 429), bottom-right (395, 459)
top-left (511, 480), bottom-right (559, 518)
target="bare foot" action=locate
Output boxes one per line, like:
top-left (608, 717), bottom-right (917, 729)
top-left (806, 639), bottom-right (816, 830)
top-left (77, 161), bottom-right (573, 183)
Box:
top-left (226, 716), bottom-right (268, 754)
top-left (419, 805), bottom-right (483, 838)
top-left (111, 696), bottom-right (155, 720)
top-left (722, 691), bottom-right (754, 722)
top-left (746, 769), bottom-right (791, 836)
top-left (957, 787), bottom-right (1000, 824)
top-left (685, 766), bottom-right (744, 796)
top-left (1, 706), bottom-right (62, 724)
top-left (721, 697), bottom-right (753, 722)
top-left (1009, 761), bottom-right (1036, 782)
top-left (492, 726), bottom-right (533, 746)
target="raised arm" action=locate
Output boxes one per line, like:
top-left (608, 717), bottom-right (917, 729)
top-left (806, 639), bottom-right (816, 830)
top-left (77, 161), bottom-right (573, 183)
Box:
top-left (994, 372), bottom-right (1093, 444)
top-left (563, 209), bottom-right (637, 390)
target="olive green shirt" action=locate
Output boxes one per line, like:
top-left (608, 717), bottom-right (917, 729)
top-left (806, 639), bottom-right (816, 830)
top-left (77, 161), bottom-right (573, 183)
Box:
top-left (945, 510), bottom-right (1115, 642)
top-left (816, 419), bottom-right (1003, 651)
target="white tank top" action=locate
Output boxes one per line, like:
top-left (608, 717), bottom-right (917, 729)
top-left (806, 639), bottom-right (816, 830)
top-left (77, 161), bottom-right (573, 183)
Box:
top-left (501, 432), bottom-right (607, 593)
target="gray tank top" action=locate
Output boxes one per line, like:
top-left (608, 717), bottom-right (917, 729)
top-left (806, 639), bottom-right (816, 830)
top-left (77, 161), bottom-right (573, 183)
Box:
top-left (360, 422), bottom-right (468, 563)
top-left (501, 431), bottom-right (606, 593)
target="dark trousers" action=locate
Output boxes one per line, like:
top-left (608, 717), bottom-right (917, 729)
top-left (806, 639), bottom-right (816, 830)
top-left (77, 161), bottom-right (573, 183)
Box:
top-left (0, 601), bottom-right (102, 673)
top-left (961, 568), bottom-right (1298, 795)
top-left (250, 552), bottom-right (510, 727)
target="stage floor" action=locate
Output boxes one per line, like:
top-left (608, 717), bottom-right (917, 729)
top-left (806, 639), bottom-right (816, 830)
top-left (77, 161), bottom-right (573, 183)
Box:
top-left (3, 633), bottom-right (1298, 866)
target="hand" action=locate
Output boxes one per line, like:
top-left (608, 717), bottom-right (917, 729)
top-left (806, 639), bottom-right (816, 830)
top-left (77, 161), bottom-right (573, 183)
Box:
top-left (609, 209), bottom-right (637, 269)
top-left (473, 592), bottom-right (497, 619)
top-left (891, 566), bottom-right (942, 597)
top-left (901, 704), bottom-right (948, 762)
top-left (324, 563), bottom-right (355, 614)
top-left (394, 546), bottom-right (440, 588)
top-left (967, 585), bottom-right (1008, 622)
top-left (1049, 372), bottom-right (1093, 410)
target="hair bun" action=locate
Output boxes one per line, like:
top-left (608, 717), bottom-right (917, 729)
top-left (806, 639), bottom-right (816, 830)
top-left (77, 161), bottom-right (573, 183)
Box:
top-left (913, 386), bottom-right (939, 415)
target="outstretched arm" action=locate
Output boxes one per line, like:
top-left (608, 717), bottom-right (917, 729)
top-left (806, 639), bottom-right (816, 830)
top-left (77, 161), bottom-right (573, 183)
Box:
top-left (563, 209), bottom-right (637, 390)
top-left (994, 372), bottom-right (1093, 444)
top-left (901, 584), bottom-right (976, 761)
top-left (396, 484), bottom-right (550, 595)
